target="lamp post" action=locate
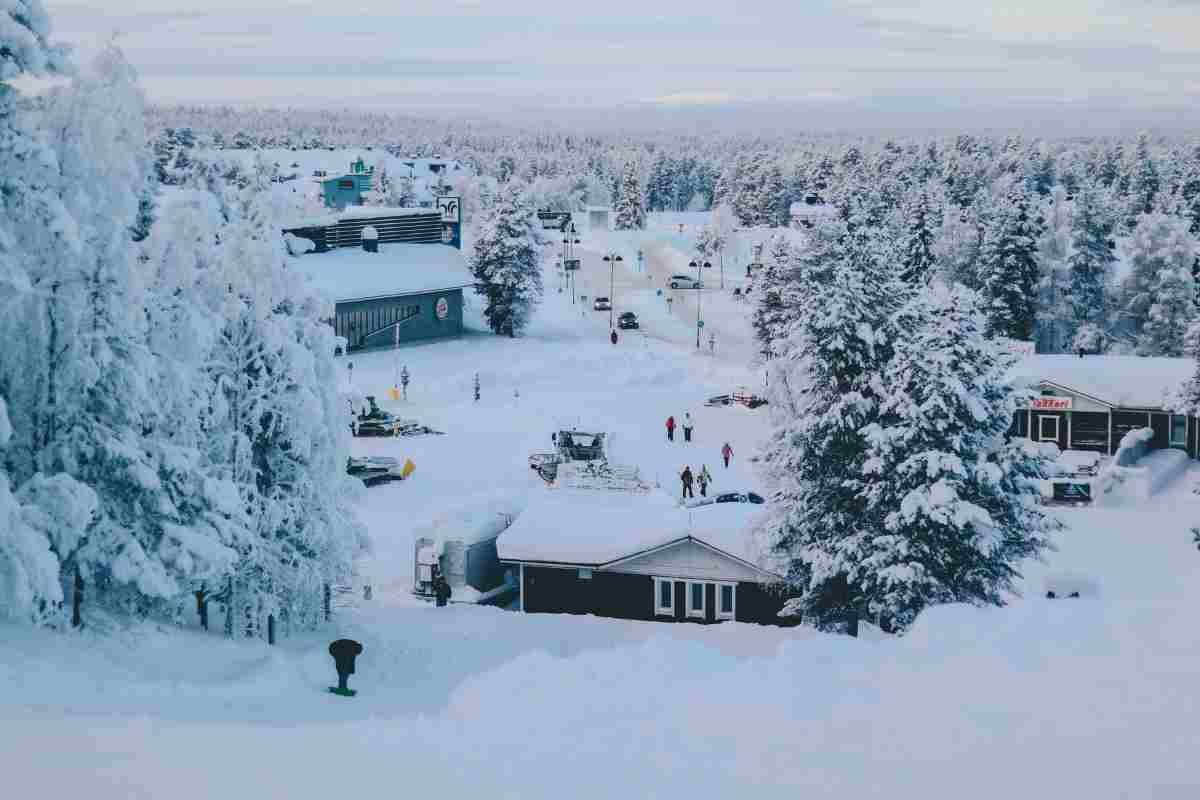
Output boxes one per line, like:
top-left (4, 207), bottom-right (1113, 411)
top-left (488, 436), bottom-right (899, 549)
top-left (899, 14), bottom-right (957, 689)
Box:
top-left (687, 257), bottom-right (711, 349)
top-left (562, 223), bottom-right (581, 304)
top-left (602, 252), bottom-right (623, 330)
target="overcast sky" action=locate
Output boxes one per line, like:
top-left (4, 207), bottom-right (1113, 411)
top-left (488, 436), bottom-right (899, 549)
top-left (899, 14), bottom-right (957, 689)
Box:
top-left (44, 1), bottom-right (1200, 129)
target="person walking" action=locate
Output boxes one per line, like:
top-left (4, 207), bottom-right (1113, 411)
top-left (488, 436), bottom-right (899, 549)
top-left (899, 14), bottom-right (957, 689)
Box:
top-left (666, 415), bottom-right (676, 442)
top-left (680, 465), bottom-right (694, 500)
top-left (432, 568), bottom-right (452, 607)
top-left (610, 329), bottom-right (618, 345)
top-left (682, 412), bottom-right (694, 443)
top-left (328, 638), bottom-right (364, 696)
top-left (721, 442), bottom-right (733, 468)
top-left (698, 464), bottom-right (712, 497)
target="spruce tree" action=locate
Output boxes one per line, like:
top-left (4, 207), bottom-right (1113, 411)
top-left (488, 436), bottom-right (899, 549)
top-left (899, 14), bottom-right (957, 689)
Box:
top-left (757, 211), bottom-right (905, 634)
top-left (1066, 182), bottom-right (1115, 344)
top-left (752, 235), bottom-right (799, 359)
top-left (858, 285), bottom-right (1056, 631)
top-left (613, 160), bottom-right (645, 230)
top-left (1123, 211), bottom-right (1196, 355)
top-left (470, 183), bottom-right (545, 336)
top-left (978, 178), bottom-right (1042, 341)
top-left (895, 186), bottom-right (938, 285)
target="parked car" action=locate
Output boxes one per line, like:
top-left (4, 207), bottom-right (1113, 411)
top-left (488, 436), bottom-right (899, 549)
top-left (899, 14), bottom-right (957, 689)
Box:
top-left (593, 296), bottom-right (612, 311)
top-left (669, 274), bottom-right (703, 290)
top-left (617, 311), bottom-right (639, 329)
top-left (715, 491), bottom-right (765, 505)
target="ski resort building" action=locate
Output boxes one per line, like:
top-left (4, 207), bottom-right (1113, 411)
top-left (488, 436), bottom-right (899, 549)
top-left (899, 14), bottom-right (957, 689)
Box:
top-left (317, 158), bottom-right (376, 209)
top-left (1010, 355), bottom-right (1199, 458)
top-left (498, 491), bottom-right (791, 625)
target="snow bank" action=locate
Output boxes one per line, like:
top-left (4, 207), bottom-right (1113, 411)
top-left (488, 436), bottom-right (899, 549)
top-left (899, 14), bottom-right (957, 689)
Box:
top-left (1094, 430), bottom-right (1189, 505)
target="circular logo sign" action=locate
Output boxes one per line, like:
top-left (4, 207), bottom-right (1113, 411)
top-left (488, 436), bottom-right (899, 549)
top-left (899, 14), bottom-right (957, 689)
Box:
top-left (435, 297), bottom-right (449, 320)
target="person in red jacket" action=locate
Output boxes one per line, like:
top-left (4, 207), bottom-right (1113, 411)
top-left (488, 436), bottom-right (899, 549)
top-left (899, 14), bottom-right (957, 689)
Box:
top-left (721, 441), bottom-right (733, 468)
top-left (666, 416), bottom-right (676, 442)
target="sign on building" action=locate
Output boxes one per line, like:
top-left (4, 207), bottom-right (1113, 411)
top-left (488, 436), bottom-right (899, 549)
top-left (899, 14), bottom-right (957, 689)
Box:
top-left (435, 297), bottom-right (449, 320)
top-left (437, 196), bottom-right (461, 224)
top-left (1030, 396), bottom-right (1073, 411)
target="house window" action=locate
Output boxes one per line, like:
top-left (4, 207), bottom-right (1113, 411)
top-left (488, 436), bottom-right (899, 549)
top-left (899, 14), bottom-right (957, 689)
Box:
top-left (717, 584), bottom-right (736, 621)
top-left (687, 581), bottom-right (705, 618)
top-left (1039, 415), bottom-right (1059, 442)
top-left (653, 578), bottom-right (673, 616)
top-left (1171, 415), bottom-right (1188, 447)
top-left (337, 179), bottom-right (354, 189)
top-left (578, 568), bottom-right (593, 580)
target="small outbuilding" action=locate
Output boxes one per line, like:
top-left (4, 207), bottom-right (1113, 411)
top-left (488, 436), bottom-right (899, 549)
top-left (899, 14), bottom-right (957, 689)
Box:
top-left (1011, 355), bottom-right (1198, 458)
top-left (498, 490), bottom-right (790, 625)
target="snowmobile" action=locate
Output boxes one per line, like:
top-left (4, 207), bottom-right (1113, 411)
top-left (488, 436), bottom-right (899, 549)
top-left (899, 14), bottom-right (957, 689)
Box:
top-left (346, 456), bottom-right (415, 486)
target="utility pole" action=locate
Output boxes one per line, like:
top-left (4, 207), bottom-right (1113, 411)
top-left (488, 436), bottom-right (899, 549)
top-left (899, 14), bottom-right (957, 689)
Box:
top-left (602, 252), bottom-right (623, 330)
top-left (688, 256), bottom-right (711, 349)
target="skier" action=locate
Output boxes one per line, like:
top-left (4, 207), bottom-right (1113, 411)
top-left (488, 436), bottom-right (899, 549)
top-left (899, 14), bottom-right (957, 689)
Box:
top-left (610, 329), bottom-right (618, 345)
top-left (666, 415), bottom-right (676, 442)
top-left (680, 465), bottom-right (694, 500)
top-left (698, 464), bottom-right (712, 497)
top-left (682, 412), bottom-right (694, 443)
top-left (721, 442), bottom-right (733, 468)
top-left (328, 638), bottom-right (364, 696)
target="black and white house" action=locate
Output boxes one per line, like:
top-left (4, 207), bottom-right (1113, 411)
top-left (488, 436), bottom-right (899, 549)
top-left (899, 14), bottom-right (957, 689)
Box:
top-left (1010, 355), bottom-right (1199, 458)
top-left (497, 491), bottom-right (791, 625)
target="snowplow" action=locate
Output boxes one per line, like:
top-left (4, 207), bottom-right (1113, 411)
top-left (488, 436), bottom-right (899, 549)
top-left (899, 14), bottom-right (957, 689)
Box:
top-left (528, 428), bottom-right (650, 492)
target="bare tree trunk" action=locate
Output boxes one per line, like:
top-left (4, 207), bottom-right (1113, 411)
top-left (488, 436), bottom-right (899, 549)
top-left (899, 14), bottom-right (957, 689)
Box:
top-left (195, 586), bottom-right (208, 631)
top-left (223, 577), bottom-right (234, 638)
top-left (71, 566), bottom-right (83, 628)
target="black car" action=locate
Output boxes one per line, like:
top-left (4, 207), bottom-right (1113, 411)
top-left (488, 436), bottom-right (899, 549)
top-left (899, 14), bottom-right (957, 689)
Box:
top-left (617, 311), bottom-right (639, 330)
top-left (715, 492), bottom-right (765, 505)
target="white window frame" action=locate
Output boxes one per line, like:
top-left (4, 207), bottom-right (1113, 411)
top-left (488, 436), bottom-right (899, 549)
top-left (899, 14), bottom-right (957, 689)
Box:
top-left (1170, 414), bottom-right (1188, 447)
top-left (716, 582), bottom-right (736, 621)
top-left (653, 577), bottom-right (674, 617)
top-left (1038, 415), bottom-right (1060, 443)
top-left (686, 581), bottom-right (706, 619)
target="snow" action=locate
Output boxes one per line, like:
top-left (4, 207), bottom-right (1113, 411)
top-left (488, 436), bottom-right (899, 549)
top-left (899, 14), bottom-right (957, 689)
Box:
top-left (496, 488), bottom-right (768, 567)
top-left (1017, 354), bottom-right (1193, 408)
top-left (295, 243), bottom-right (475, 302)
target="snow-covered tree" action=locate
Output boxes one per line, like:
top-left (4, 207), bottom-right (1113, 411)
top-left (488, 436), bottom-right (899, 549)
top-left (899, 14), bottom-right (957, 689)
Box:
top-left (1065, 182), bottom-right (1115, 344)
top-left (613, 159), bottom-right (645, 230)
top-left (1127, 131), bottom-right (1160, 225)
top-left (470, 183), bottom-right (545, 336)
top-left (894, 186), bottom-right (938, 285)
top-left (978, 178), bottom-right (1042, 341)
top-left (1122, 212), bottom-right (1196, 355)
top-left (752, 234), bottom-right (800, 358)
top-left (757, 212), bottom-right (905, 635)
top-left (857, 285), bottom-right (1055, 631)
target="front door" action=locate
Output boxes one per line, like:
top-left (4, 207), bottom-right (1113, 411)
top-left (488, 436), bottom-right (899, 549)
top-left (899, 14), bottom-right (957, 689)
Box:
top-left (705, 583), bottom-right (717, 624)
top-left (674, 580), bottom-right (686, 621)
top-left (1038, 414), bottom-right (1060, 444)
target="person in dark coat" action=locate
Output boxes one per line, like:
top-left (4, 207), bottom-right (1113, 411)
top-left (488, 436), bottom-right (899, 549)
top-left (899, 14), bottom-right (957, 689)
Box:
top-left (666, 416), bottom-right (676, 442)
top-left (328, 638), bottom-right (364, 692)
top-left (433, 573), bottom-right (452, 607)
top-left (610, 329), bottom-right (618, 345)
top-left (680, 465), bottom-right (694, 500)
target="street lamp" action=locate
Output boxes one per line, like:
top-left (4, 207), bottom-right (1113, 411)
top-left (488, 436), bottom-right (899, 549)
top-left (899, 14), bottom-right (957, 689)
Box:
top-left (688, 257), bottom-right (711, 349)
top-left (602, 252), bottom-right (623, 330)
top-left (562, 223), bottom-right (581, 304)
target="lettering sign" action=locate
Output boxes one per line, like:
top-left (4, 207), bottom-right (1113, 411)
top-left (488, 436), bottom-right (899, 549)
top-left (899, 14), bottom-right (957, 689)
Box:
top-left (437, 196), bottom-right (461, 224)
top-left (435, 297), bottom-right (449, 320)
top-left (1030, 396), bottom-right (1072, 411)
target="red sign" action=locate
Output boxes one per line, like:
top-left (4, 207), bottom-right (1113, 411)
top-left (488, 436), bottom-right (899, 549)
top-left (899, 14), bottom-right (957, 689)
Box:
top-left (1030, 396), bottom-right (1072, 411)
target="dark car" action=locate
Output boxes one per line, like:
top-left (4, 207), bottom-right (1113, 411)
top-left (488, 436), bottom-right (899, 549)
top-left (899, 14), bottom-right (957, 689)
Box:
top-left (617, 311), bottom-right (639, 330)
top-left (715, 492), bottom-right (765, 505)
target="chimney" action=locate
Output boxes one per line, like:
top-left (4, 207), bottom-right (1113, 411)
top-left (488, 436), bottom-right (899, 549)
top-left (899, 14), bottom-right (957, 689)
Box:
top-left (361, 225), bottom-right (379, 253)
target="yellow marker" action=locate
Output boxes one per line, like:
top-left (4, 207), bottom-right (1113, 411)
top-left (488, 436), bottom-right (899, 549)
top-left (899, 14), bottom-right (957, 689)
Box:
top-left (400, 459), bottom-right (415, 480)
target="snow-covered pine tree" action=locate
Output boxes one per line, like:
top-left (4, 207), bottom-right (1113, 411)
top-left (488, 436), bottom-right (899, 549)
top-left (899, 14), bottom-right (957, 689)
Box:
top-left (1035, 185), bottom-right (1073, 352)
top-left (978, 177), bottom-right (1042, 341)
top-left (470, 182), bottom-right (545, 336)
top-left (858, 285), bottom-right (1056, 631)
top-left (1127, 131), bottom-right (1160, 225)
top-left (1123, 211), bottom-right (1196, 355)
top-left (895, 185), bottom-right (938, 286)
top-left (752, 234), bottom-right (800, 359)
top-left (1066, 181), bottom-right (1116, 347)
top-left (613, 159), bottom-right (645, 230)
top-left (757, 210), bottom-right (906, 635)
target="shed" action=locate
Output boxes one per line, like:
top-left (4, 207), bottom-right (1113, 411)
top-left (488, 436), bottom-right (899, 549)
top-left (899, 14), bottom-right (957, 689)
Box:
top-left (498, 490), bottom-right (790, 625)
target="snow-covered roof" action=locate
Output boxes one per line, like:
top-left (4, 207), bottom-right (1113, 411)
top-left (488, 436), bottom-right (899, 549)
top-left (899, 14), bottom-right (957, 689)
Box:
top-left (296, 243), bottom-right (475, 303)
top-left (496, 489), bottom-right (770, 571)
top-left (1015, 355), bottom-right (1193, 410)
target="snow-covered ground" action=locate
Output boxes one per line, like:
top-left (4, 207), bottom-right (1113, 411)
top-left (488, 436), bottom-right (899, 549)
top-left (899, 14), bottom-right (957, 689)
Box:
top-left (5, 230), bottom-right (1200, 798)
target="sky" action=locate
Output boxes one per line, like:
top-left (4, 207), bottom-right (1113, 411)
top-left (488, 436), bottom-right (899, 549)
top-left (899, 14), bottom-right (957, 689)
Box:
top-left (43, 1), bottom-right (1200, 130)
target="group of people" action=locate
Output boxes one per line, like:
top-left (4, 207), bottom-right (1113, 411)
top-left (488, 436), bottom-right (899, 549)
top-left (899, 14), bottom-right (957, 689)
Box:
top-left (679, 464), bottom-right (712, 499)
top-left (665, 412), bottom-right (735, 501)
top-left (665, 413), bottom-right (696, 443)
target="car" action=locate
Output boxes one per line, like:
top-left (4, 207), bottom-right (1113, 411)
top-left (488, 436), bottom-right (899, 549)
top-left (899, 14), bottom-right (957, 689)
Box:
top-left (593, 296), bottom-right (611, 311)
top-left (617, 311), bottom-right (639, 329)
top-left (669, 274), bottom-right (703, 290)
top-left (714, 491), bottom-right (766, 505)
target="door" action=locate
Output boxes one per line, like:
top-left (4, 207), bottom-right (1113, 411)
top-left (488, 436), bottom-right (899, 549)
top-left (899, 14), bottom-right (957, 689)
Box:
top-left (705, 583), bottom-right (717, 624)
top-left (674, 581), bottom-right (686, 621)
top-left (1037, 414), bottom-right (1059, 444)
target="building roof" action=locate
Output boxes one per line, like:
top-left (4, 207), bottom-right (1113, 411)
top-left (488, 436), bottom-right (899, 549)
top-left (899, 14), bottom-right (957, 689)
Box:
top-left (296, 243), bottom-right (475, 303)
top-left (496, 489), bottom-right (771, 574)
top-left (289, 206), bottom-right (437, 229)
top-left (1015, 354), bottom-right (1193, 410)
